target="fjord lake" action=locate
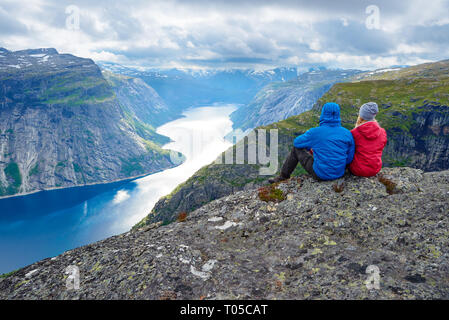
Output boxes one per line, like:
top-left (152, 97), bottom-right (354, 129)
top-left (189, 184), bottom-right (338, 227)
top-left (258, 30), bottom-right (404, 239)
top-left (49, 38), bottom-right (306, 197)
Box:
top-left (0, 105), bottom-right (236, 274)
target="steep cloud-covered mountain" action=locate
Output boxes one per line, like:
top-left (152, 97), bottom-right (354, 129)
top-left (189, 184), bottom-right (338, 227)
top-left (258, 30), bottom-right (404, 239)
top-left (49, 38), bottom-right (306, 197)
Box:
top-left (0, 48), bottom-right (175, 198)
top-left (98, 61), bottom-right (299, 111)
top-left (230, 69), bottom-right (363, 131)
top-left (135, 59), bottom-right (449, 227)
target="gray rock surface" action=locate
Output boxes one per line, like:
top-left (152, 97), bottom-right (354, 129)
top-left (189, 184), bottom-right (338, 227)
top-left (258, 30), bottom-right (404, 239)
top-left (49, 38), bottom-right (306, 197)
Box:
top-left (1, 167), bottom-right (448, 300)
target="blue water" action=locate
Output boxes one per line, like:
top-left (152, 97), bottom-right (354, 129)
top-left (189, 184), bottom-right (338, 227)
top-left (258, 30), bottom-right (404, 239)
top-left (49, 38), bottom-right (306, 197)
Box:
top-left (0, 180), bottom-right (137, 274)
top-left (0, 105), bottom-right (236, 274)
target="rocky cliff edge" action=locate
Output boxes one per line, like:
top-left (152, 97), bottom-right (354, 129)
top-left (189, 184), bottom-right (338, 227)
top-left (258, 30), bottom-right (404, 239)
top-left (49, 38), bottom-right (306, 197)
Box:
top-left (1, 167), bottom-right (448, 300)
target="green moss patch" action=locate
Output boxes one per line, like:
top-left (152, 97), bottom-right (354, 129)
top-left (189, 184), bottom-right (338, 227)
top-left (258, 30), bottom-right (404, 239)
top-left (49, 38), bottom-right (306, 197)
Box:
top-left (0, 269), bottom-right (18, 279)
top-left (29, 163), bottom-right (40, 176)
top-left (4, 162), bottom-right (22, 195)
top-left (120, 156), bottom-right (145, 176)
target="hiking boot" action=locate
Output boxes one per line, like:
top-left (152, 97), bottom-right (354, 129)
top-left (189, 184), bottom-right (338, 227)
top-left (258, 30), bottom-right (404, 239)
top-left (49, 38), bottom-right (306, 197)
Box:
top-left (268, 176), bottom-right (288, 184)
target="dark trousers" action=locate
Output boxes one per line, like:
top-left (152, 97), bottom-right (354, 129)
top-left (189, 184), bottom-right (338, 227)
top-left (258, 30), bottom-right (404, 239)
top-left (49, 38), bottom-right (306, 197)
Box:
top-left (281, 147), bottom-right (320, 181)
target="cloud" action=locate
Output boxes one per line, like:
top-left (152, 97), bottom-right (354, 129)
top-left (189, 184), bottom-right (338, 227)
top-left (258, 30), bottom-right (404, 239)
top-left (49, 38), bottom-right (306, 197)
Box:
top-left (0, 6), bottom-right (28, 36)
top-left (313, 20), bottom-right (397, 55)
top-left (0, 0), bottom-right (448, 70)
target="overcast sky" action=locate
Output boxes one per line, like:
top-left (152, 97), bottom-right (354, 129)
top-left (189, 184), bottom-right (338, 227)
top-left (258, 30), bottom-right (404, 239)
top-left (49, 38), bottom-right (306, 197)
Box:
top-left (1, 0), bottom-right (449, 70)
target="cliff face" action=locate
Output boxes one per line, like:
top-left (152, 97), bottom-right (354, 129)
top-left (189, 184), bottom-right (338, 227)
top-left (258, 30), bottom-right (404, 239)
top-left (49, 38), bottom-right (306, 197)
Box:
top-left (1, 167), bottom-right (448, 299)
top-left (136, 59), bottom-right (449, 227)
top-left (103, 70), bottom-right (179, 129)
top-left (230, 69), bottom-right (362, 131)
top-left (0, 48), bottom-right (175, 197)
top-left (387, 103), bottom-right (449, 171)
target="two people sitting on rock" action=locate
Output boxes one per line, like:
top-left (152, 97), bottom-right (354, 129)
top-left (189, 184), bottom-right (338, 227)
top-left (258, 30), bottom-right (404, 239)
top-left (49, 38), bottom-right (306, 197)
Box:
top-left (269, 101), bottom-right (387, 183)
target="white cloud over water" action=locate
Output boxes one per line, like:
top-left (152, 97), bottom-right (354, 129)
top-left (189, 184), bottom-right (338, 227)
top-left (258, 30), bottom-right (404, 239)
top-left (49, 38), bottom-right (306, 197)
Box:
top-left (112, 190), bottom-right (131, 204)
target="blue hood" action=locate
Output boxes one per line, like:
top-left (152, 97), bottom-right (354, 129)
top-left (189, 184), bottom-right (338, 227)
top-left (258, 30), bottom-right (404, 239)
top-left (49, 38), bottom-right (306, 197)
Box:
top-left (293, 101), bottom-right (354, 180)
top-left (319, 102), bottom-right (341, 126)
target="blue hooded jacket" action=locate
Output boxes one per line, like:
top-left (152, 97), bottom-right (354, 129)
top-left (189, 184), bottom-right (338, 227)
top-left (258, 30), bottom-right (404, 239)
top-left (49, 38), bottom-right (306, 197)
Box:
top-left (293, 102), bottom-right (355, 180)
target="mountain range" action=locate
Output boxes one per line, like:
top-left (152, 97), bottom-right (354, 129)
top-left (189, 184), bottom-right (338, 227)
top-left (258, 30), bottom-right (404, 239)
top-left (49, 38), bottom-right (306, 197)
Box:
top-left (0, 48), bottom-right (175, 197)
top-left (98, 61), bottom-right (299, 111)
top-left (0, 49), bottom-right (316, 198)
top-left (0, 50), bottom-right (336, 198)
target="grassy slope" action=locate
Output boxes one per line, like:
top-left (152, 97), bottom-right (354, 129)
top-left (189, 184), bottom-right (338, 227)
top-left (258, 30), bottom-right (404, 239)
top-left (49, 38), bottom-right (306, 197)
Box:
top-left (270, 59), bottom-right (449, 132)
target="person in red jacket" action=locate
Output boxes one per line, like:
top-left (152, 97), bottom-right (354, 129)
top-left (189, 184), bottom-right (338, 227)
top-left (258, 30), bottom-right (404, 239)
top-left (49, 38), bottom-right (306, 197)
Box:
top-left (349, 102), bottom-right (387, 177)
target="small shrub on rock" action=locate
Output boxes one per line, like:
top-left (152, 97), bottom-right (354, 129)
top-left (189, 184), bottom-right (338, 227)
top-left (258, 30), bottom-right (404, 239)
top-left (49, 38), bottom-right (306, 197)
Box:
top-left (258, 185), bottom-right (286, 203)
top-left (378, 175), bottom-right (398, 195)
top-left (177, 212), bottom-right (187, 222)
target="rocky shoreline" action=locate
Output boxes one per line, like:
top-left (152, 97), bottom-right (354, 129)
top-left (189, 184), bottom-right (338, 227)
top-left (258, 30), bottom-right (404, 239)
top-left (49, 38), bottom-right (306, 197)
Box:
top-left (0, 168), bottom-right (167, 201)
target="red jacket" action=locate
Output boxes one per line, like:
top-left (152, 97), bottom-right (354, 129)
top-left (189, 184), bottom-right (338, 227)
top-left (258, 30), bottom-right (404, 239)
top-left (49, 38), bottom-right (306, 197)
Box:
top-left (349, 121), bottom-right (387, 177)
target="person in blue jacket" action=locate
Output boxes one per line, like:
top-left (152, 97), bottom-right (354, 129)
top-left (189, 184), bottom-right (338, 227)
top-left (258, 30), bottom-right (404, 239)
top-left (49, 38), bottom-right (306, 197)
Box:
top-left (269, 102), bottom-right (355, 183)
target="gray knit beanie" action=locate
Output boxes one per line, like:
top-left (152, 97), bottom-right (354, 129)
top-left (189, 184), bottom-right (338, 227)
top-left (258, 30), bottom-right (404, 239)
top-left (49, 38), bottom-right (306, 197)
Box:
top-left (359, 102), bottom-right (379, 121)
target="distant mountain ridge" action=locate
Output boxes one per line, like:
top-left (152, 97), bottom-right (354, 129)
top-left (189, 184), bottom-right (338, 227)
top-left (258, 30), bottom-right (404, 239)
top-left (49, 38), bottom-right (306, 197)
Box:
top-left (0, 48), bottom-right (176, 198)
top-left (230, 68), bottom-right (363, 131)
top-left (98, 61), bottom-right (299, 111)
